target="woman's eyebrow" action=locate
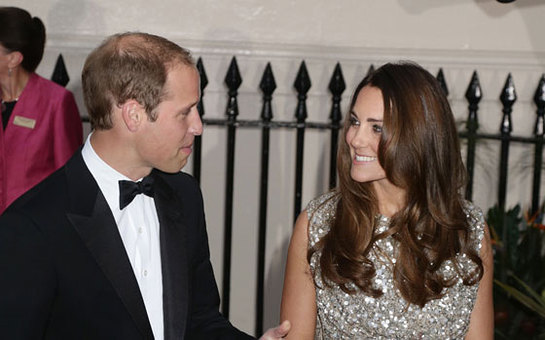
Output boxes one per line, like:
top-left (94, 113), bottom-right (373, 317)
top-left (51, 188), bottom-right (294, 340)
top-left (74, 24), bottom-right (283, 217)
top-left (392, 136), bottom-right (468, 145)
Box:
top-left (350, 110), bottom-right (382, 122)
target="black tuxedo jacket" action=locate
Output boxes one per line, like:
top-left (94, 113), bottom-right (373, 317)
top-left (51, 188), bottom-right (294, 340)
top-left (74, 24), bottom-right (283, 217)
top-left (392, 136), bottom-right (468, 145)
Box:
top-left (0, 151), bottom-right (253, 340)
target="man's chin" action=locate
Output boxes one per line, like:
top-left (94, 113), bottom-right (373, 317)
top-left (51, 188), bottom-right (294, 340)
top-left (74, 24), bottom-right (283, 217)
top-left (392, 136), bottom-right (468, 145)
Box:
top-left (159, 161), bottom-right (187, 174)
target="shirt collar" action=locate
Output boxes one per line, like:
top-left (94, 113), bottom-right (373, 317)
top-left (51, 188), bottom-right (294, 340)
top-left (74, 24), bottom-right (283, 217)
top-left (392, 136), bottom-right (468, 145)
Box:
top-left (81, 133), bottom-right (136, 212)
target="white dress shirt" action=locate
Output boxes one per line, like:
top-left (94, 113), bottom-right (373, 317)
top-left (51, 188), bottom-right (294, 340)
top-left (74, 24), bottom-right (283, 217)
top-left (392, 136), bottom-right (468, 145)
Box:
top-left (81, 135), bottom-right (164, 340)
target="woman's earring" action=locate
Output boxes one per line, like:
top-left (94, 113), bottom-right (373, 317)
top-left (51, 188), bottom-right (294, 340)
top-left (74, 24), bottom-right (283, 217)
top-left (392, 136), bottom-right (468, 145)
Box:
top-left (8, 68), bottom-right (12, 77)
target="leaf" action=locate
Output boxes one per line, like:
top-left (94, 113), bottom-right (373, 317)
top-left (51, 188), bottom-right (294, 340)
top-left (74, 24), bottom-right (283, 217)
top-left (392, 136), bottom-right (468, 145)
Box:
top-left (495, 279), bottom-right (545, 318)
top-left (510, 275), bottom-right (545, 309)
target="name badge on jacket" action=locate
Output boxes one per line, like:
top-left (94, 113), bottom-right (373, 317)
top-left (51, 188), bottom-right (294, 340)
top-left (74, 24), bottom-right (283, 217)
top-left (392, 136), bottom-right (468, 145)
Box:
top-left (13, 115), bottom-right (36, 129)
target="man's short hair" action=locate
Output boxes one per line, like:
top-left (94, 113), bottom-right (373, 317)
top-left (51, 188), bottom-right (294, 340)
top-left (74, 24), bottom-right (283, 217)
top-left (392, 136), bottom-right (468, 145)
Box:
top-left (82, 32), bottom-right (195, 130)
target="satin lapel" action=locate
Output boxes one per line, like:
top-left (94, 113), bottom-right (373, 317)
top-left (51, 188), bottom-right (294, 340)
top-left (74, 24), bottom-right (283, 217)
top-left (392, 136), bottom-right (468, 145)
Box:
top-left (64, 153), bottom-right (154, 340)
top-left (152, 171), bottom-right (189, 340)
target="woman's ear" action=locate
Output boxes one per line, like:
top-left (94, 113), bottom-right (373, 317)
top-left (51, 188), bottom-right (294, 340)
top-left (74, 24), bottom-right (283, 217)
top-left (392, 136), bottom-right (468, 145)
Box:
top-left (7, 51), bottom-right (23, 69)
top-left (120, 100), bottom-right (144, 132)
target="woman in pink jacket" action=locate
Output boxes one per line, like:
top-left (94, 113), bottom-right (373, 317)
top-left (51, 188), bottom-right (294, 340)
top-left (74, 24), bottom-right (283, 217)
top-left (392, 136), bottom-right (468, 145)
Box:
top-left (0, 7), bottom-right (83, 214)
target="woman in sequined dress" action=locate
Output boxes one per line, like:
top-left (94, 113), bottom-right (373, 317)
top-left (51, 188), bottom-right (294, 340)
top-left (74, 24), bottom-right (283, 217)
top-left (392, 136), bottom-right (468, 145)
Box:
top-left (280, 62), bottom-right (493, 339)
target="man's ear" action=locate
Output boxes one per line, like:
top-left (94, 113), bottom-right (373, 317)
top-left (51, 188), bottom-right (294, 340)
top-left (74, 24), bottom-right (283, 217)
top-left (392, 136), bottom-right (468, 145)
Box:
top-left (120, 100), bottom-right (144, 132)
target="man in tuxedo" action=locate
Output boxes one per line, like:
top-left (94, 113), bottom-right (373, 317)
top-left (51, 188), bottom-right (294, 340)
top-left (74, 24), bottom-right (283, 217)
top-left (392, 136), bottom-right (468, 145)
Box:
top-left (0, 32), bottom-right (290, 339)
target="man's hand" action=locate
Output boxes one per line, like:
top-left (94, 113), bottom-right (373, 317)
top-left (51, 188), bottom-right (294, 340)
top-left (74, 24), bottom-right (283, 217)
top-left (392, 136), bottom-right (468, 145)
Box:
top-left (259, 320), bottom-right (290, 339)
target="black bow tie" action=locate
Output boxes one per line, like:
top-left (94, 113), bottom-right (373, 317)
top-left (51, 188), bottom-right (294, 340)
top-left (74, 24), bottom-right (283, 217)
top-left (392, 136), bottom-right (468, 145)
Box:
top-left (118, 175), bottom-right (155, 210)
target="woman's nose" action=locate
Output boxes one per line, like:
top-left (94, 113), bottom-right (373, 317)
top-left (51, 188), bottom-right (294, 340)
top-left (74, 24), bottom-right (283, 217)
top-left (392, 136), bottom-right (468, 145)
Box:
top-left (350, 127), bottom-right (370, 149)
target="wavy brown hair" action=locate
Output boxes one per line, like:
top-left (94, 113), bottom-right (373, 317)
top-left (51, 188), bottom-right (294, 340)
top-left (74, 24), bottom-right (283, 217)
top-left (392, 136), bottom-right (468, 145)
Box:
top-left (310, 62), bottom-right (483, 307)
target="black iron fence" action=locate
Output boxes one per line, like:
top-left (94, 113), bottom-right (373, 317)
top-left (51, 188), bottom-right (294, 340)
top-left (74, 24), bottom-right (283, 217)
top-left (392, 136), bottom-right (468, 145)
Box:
top-left (52, 53), bottom-right (545, 336)
top-left (192, 57), bottom-right (545, 336)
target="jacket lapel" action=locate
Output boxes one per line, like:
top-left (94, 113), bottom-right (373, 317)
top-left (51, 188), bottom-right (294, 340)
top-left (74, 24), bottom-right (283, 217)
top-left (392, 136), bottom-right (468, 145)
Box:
top-left (152, 171), bottom-right (189, 340)
top-left (64, 152), bottom-right (154, 340)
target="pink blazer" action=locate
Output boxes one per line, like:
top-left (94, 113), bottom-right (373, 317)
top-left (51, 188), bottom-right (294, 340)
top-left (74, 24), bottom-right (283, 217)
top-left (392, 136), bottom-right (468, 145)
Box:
top-left (0, 73), bottom-right (83, 213)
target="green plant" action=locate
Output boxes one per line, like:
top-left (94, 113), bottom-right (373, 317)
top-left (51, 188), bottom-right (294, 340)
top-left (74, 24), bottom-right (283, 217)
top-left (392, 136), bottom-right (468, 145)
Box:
top-left (495, 276), bottom-right (545, 319)
top-left (487, 204), bottom-right (545, 339)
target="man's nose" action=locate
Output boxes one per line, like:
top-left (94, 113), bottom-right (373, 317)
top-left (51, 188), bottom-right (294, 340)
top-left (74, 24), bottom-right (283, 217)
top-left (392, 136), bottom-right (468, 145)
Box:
top-left (190, 110), bottom-right (203, 136)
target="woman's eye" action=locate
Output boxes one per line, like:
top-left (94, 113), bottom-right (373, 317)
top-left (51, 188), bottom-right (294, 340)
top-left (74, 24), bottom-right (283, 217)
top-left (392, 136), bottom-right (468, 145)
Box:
top-left (349, 117), bottom-right (360, 126)
top-left (372, 124), bottom-right (383, 133)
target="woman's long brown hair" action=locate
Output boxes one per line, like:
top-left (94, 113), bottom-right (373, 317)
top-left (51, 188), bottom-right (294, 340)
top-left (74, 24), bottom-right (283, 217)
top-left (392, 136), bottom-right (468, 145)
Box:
top-left (309, 62), bottom-right (483, 307)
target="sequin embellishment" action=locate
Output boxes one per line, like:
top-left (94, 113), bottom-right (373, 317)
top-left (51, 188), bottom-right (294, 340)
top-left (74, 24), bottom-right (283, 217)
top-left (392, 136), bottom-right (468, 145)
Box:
top-left (307, 192), bottom-right (485, 339)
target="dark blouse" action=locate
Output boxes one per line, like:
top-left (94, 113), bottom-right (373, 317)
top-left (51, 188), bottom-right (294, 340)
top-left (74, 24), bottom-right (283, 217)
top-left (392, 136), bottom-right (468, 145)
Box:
top-left (1, 100), bottom-right (17, 130)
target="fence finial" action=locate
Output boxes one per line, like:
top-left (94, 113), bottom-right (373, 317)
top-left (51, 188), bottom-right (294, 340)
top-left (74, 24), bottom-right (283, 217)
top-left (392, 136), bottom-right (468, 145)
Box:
top-left (436, 68), bottom-right (449, 97)
top-left (224, 57), bottom-right (242, 119)
top-left (500, 73), bottom-right (517, 134)
top-left (51, 54), bottom-right (69, 87)
top-left (534, 74), bottom-right (545, 108)
top-left (500, 73), bottom-right (517, 106)
top-left (465, 71), bottom-right (482, 105)
top-left (465, 71), bottom-right (482, 131)
top-left (225, 56), bottom-right (242, 90)
top-left (260, 63), bottom-right (276, 97)
top-left (329, 63), bottom-right (346, 97)
top-left (260, 63), bottom-right (276, 121)
top-left (294, 61), bottom-right (311, 122)
top-left (534, 74), bottom-right (545, 136)
top-left (329, 62), bottom-right (345, 122)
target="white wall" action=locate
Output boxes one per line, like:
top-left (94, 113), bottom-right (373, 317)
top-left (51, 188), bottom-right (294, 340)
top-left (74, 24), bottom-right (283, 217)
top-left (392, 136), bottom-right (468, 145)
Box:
top-left (7, 0), bottom-right (545, 335)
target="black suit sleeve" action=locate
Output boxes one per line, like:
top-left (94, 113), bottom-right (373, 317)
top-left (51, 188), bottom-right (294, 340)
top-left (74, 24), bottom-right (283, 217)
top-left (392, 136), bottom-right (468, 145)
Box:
top-left (0, 211), bottom-right (56, 338)
top-left (181, 176), bottom-right (255, 340)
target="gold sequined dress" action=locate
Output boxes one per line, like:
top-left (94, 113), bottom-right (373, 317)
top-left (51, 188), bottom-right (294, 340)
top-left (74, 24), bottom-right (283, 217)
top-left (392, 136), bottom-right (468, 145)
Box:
top-left (307, 192), bottom-right (485, 339)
